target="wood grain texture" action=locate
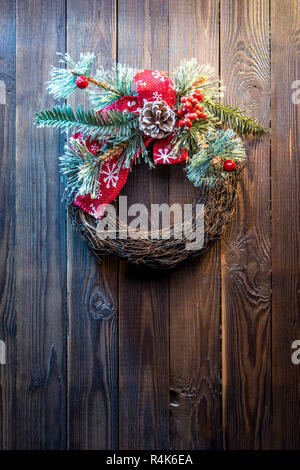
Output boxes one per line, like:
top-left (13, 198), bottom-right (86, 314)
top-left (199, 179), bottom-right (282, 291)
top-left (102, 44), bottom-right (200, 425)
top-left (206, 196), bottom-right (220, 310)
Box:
top-left (15, 0), bottom-right (67, 449)
top-left (168, 0), bottom-right (222, 450)
top-left (0, 0), bottom-right (299, 450)
top-left (271, 0), bottom-right (300, 450)
top-left (0, 0), bottom-right (16, 451)
top-left (221, 0), bottom-right (271, 450)
top-left (118, 0), bottom-right (170, 450)
top-left (67, 0), bottom-right (119, 450)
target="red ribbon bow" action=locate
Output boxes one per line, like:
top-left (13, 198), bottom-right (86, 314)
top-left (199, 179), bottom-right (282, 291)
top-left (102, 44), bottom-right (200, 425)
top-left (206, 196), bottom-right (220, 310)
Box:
top-left (74, 70), bottom-right (187, 219)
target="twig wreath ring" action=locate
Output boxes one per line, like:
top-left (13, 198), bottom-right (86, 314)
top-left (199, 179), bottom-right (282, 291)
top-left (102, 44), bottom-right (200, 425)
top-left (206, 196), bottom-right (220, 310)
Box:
top-left (35, 53), bottom-right (267, 269)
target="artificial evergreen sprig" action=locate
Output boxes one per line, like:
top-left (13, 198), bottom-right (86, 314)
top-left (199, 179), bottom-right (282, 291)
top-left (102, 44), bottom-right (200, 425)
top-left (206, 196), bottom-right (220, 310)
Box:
top-left (34, 104), bottom-right (139, 140)
top-left (112, 133), bottom-right (153, 170)
top-left (172, 110), bottom-right (218, 158)
top-left (186, 129), bottom-right (246, 187)
top-left (47, 52), bottom-right (95, 99)
top-left (60, 138), bottom-right (102, 201)
top-left (173, 59), bottom-right (223, 103)
top-left (60, 134), bottom-right (152, 202)
top-left (88, 64), bottom-right (136, 110)
top-left (204, 99), bottom-right (268, 136)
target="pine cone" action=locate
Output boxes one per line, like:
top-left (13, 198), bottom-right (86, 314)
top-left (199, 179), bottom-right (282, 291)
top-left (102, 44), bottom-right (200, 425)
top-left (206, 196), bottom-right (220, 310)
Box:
top-left (138, 100), bottom-right (176, 139)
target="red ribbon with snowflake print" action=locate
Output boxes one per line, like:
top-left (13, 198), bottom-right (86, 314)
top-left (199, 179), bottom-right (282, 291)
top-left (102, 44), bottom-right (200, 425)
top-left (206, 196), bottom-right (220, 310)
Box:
top-left (74, 69), bottom-right (187, 219)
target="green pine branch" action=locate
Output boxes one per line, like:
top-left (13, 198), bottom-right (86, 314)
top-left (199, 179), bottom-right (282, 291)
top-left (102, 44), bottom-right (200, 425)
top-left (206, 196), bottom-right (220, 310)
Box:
top-left (47, 52), bottom-right (95, 99)
top-left (34, 104), bottom-right (139, 139)
top-left (59, 138), bottom-right (105, 202)
top-left (88, 64), bottom-right (137, 110)
top-left (118, 133), bottom-right (154, 169)
top-left (204, 99), bottom-right (268, 136)
top-left (186, 129), bottom-right (247, 187)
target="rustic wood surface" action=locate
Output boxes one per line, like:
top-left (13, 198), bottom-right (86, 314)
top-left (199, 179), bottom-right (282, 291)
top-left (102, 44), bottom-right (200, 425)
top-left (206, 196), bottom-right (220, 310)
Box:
top-left (221, 0), bottom-right (272, 449)
top-left (0, 0), bottom-right (299, 450)
top-left (66, 0), bottom-right (119, 450)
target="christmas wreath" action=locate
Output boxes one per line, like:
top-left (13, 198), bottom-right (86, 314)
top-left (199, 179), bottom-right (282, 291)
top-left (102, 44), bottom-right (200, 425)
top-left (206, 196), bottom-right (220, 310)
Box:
top-left (34, 53), bottom-right (267, 268)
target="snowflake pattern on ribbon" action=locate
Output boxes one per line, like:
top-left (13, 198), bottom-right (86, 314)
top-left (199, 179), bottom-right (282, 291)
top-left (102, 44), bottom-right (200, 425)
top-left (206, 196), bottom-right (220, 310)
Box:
top-left (102, 162), bottom-right (119, 189)
top-left (155, 147), bottom-right (178, 164)
top-left (152, 91), bottom-right (163, 101)
top-left (151, 71), bottom-right (166, 82)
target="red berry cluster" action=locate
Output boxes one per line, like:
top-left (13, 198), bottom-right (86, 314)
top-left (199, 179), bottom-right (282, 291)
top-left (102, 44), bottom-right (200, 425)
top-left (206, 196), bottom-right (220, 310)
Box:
top-left (177, 90), bottom-right (207, 128)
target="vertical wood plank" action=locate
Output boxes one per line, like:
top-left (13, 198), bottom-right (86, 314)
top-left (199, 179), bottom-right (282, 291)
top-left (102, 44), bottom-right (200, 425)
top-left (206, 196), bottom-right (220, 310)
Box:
top-left (221, 0), bottom-right (271, 449)
top-left (0, 0), bottom-right (16, 451)
top-left (67, 0), bottom-right (119, 450)
top-left (271, 0), bottom-right (300, 450)
top-left (118, 0), bottom-right (170, 450)
top-left (15, 0), bottom-right (67, 449)
top-left (168, 0), bottom-right (222, 450)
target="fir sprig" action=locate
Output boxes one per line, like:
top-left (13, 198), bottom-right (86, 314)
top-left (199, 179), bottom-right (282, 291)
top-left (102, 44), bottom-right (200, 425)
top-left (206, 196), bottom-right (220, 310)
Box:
top-left (60, 138), bottom-right (102, 201)
top-left (88, 64), bottom-right (136, 110)
top-left (173, 59), bottom-right (223, 102)
top-left (204, 99), bottom-right (268, 136)
top-left (47, 52), bottom-right (95, 99)
top-left (117, 133), bottom-right (154, 169)
top-left (186, 129), bottom-right (246, 187)
top-left (34, 104), bottom-right (139, 140)
top-left (172, 112), bottom-right (217, 158)
top-left (60, 133), bottom-right (151, 202)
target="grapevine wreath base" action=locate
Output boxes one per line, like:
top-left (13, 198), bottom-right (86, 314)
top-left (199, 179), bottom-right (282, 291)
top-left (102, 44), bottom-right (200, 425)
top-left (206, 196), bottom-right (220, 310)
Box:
top-left (68, 173), bottom-right (239, 269)
top-left (35, 54), bottom-right (266, 269)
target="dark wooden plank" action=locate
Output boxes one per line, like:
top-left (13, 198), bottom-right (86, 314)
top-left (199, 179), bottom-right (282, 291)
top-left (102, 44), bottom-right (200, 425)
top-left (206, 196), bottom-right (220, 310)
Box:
top-left (221, 0), bottom-right (271, 449)
top-left (118, 0), bottom-right (170, 450)
top-left (271, 0), bottom-right (300, 450)
top-left (0, 0), bottom-right (16, 451)
top-left (15, 0), bottom-right (67, 449)
top-left (66, 0), bottom-right (119, 450)
top-left (168, 0), bottom-right (222, 450)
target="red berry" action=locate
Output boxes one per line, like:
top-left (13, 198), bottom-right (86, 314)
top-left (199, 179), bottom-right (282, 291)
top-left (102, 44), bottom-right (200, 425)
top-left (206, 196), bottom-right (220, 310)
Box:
top-left (178, 119), bottom-right (186, 127)
top-left (181, 96), bottom-right (187, 103)
top-left (187, 112), bottom-right (197, 120)
top-left (177, 108), bottom-right (184, 116)
top-left (195, 104), bottom-right (203, 111)
top-left (75, 75), bottom-right (89, 89)
top-left (195, 110), bottom-right (201, 116)
top-left (199, 112), bottom-right (207, 119)
top-left (223, 159), bottom-right (237, 172)
top-left (185, 102), bottom-right (192, 109)
top-left (192, 98), bottom-right (198, 105)
top-left (186, 119), bottom-right (193, 127)
top-left (194, 91), bottom-right (204, 101)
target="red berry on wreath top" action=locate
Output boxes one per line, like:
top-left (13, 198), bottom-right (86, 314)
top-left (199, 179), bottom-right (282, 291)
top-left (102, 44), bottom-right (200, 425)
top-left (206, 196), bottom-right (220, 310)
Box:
top-left (193, 91), bottom-right (204, 101)
top-left (223, 159), bottom-right (237, 172)
top-left (75, 75), bottom-right (89, 89)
